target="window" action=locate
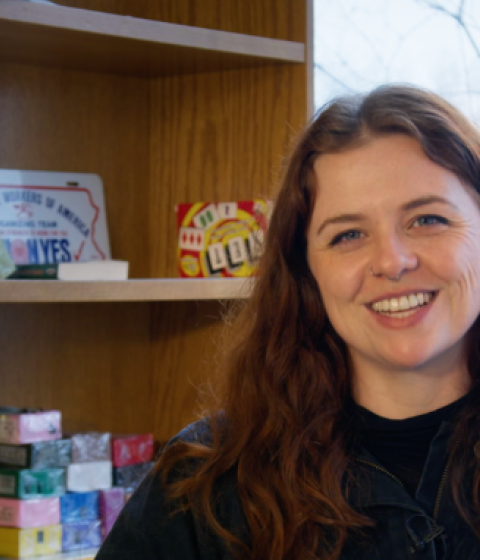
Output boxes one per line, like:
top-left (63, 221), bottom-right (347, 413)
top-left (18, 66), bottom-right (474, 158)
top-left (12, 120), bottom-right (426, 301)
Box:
top-left (313, 0), bottom-right (480, 121)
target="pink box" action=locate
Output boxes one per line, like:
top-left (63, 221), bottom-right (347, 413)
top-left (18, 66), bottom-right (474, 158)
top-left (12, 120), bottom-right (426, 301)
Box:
top-left (0, 497), bottom-right (60, 528)
top-left (0, 411), bottom-right (62, 444)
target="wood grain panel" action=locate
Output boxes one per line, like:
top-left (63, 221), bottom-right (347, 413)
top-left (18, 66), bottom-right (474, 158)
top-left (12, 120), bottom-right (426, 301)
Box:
top-left (149, 0), bottom-right (305, 41)
top-left (51, 0), bottom-right (153, 20)
top-left (150, 300), bottom-right (228, 440)
top-left (54, 0), bottom-right (305, 41)
top-left (0, 301), bottom-right (228, 441)
top-left (0, 62), bottom-right (151, 277)
top-left (149, 62), bottom-right (306, 277)
top-left (0, 303), bottom-right (153, 433)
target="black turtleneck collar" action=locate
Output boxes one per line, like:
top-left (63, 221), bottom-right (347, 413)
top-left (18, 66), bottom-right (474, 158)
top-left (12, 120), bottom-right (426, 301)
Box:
top-left (349, 394), bottom-right (469, 496)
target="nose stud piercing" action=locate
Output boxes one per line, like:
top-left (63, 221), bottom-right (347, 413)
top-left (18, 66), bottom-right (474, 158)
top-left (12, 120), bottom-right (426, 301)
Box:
top-left (369, 267), bottom-right (401, 282)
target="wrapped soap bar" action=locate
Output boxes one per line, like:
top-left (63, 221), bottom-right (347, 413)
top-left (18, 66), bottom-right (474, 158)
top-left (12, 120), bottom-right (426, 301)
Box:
top-left (0, 468), bottom-right (65, 499)
top-left (111, 434), bottom-right (154, 467)
top-left (99, 487), bottom-right (125, 538)
top-left (60, 491), bottom-right (99, 523)
top-left (0, 237), bottom-right (15, 279)
top-left (0, 439), bottom-right (71, 469)
top-left (66, 461), bottom-right (112, 492)
top-left (62, 520), bottom-right (102, 552)
top-left (0, 497), bottom-right (60, 528)
top-left (0, 524), bottom-right (62, 557)
top-left (113, 461), bottom-right (154, 492)
top-left (70, 432), bottom-right (111, 463)
top-left (0, 409), bottom-right (61, 444)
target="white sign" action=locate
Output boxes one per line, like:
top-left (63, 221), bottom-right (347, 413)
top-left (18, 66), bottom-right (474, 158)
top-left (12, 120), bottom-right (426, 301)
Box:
top-left (0, 170), bottom-right (111, 264)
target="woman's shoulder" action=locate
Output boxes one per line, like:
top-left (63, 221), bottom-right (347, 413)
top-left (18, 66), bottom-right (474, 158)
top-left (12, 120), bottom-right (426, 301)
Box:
top-left (170, 417), bottom-right (214, 446)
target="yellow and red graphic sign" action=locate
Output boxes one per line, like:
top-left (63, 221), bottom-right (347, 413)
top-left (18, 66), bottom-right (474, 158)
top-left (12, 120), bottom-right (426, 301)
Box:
top-left (176, 200), bottom-right (271, 277)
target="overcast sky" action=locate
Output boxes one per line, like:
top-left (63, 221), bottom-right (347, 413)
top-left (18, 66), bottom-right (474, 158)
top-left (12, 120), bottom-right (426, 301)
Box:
top-left (314, 0), bottom-right (480, 122)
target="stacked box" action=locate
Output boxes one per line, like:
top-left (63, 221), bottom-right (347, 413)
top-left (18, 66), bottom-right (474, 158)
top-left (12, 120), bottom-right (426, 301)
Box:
top-left (0, 410), bottom-right (62, 444)
top-left (0, 468), bottom-right (65, 499)
top-left (0, 497), bottom-right (60, 528)
top-left (113, 461), bottom-right (154, 492)
top-left (0, 415), bottom-right (158, 552)
top-left (70, 432), bottom-right (111, 463)
top-left (0, 524), bottom-right (62, 557)
top-left (66, 432), bottom-right (112, 494)
top-left (66, 461), bottom-right (112, 493)
top-left (0, 439), bottom-right (72, 470)
top-left (99, 487), bottom-right (125, 539)
top-left (102, 434), bottom-right (156, 538)
top-left (111, 434), bottom-right (153, 468)
top-left (60, 491), bottom-right (99, 523)
top-left (60, 431), bottom-right (115, 550)
top-left (62, 520), bottom-right (102, 552)
top-left (0, 408), bottom-right (66, 558)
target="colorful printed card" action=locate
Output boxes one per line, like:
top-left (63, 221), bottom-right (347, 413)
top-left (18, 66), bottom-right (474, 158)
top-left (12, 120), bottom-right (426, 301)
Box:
top-left (176, 200), bottom-right (271, 277)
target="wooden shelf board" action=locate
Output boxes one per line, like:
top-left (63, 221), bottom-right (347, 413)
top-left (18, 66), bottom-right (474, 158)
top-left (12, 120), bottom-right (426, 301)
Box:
top-left (0, 278), bottom-right (254, 302)
top-left (0, 1), bottom-right (304, 76)
top-left (0, 549), bottom-right (97, 560)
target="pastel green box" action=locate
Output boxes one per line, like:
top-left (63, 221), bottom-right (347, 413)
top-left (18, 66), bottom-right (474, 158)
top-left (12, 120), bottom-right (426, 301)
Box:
top-left (0, 468), bottom-right (65, 499)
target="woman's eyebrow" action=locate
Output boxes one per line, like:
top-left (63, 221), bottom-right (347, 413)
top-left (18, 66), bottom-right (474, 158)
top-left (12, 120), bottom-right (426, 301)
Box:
top-left (315, 213), bottom-right (366, 236)
top-left (315, 196), bottom-right (459, 236)
top-left (401, 195), bottom-right (459, 212)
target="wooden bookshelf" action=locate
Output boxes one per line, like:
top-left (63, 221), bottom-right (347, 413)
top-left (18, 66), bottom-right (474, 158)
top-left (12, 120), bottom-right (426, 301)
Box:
top-left (0, 0), bottom-right (308, 549)
top-left (0, 0), bottom-right (307, 444)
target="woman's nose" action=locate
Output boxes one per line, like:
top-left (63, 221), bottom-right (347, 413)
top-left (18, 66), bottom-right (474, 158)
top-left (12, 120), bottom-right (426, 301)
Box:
top-left (370, 233), bottom-right (418, 280)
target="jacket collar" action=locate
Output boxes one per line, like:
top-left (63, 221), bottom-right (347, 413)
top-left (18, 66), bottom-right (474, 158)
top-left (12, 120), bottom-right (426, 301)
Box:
top-left (347, 420), bottom-right (454, 515)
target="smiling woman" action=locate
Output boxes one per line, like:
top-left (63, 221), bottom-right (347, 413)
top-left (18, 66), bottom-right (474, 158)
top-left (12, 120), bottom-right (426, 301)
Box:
top-left (96, 85), bottom-right (480, 560)
top-left (307, 134), bottom-right (480, 417)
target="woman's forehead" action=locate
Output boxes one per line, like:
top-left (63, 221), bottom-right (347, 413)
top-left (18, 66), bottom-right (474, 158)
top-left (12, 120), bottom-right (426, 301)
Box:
top-left (309, 135), bottom-right (472, 217)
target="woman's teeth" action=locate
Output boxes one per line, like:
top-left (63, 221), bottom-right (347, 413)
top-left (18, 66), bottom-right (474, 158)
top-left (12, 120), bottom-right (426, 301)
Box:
top-left (371, 292), bottom-right (434, 314)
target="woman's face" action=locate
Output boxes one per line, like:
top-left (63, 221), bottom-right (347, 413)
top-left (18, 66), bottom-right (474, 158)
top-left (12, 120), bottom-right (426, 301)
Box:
top-left (306, 134), bottom-right (480, 377)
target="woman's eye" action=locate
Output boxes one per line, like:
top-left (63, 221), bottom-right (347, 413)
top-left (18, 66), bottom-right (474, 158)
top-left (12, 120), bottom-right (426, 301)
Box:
top-left (412, 214), bottom-right (449, 227)
top-left (329, 230), bottom-right (363, 246)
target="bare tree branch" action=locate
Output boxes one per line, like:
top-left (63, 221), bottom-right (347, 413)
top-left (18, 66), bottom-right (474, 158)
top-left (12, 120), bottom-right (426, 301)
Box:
top-left (315, 36), bottom-right (380, 85)
top-left (417, 0), bottom-right (480, 58)
top-left (314, 63), bottom-right (356, 91)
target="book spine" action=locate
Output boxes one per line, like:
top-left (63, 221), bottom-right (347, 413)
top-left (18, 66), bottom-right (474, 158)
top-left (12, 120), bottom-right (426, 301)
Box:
top-left (8, 264), bottom-right (59, 279)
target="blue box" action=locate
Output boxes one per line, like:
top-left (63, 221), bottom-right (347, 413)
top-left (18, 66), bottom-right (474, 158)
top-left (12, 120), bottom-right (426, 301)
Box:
top-left (60, 491), bottom-right (99, 523)
top-left (62, 520), bottom-right (102, 551)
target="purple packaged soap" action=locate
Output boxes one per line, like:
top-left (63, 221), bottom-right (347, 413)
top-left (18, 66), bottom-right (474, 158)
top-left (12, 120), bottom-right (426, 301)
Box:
top-left (99, 487), bottom-right (125, 538)
top-left (62, 520), bottom-right (102, 551)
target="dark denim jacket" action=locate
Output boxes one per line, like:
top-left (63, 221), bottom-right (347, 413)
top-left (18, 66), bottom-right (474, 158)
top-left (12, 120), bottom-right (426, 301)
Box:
top-left (96, 420), bottom-right (480, 560)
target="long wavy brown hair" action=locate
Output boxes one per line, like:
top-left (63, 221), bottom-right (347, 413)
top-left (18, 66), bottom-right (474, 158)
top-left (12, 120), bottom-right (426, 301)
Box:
top-left (159, 84), bottom-right (480, 559)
